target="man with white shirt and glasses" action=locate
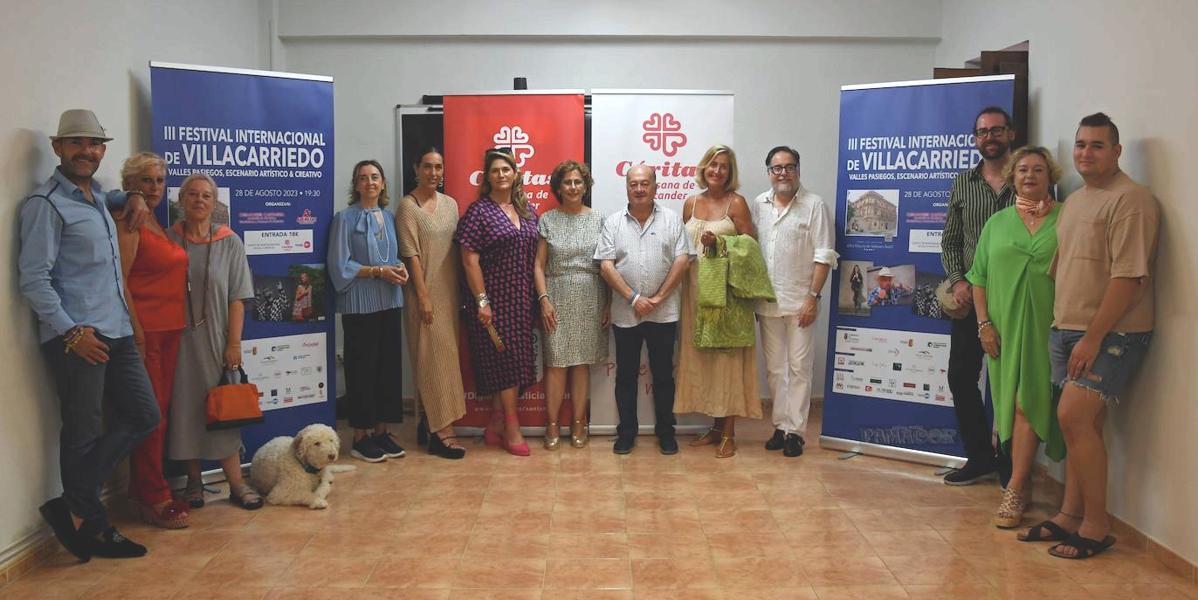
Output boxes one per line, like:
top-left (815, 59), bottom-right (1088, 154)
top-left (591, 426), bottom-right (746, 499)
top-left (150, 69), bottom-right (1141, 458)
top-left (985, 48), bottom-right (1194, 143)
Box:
top-left (595, 165), bottom-right (691, 455)
top-left (752, 146), bottom-right (838, 457)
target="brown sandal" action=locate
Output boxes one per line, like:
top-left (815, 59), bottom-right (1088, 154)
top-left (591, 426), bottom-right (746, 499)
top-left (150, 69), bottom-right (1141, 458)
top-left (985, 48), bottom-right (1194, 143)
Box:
top-left (229, 484), bottom-right (264, 510)
top-left (690, 428), bottom-right (722, 447)
top-left (715, 434), bottom-right (737, 458)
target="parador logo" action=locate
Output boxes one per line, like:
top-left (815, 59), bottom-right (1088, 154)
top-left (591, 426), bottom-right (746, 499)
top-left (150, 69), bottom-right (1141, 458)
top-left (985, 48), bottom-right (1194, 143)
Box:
top-left (492, 125), bottom-right (535, 167)
top-left (641, 113), bottom-right (687, 157)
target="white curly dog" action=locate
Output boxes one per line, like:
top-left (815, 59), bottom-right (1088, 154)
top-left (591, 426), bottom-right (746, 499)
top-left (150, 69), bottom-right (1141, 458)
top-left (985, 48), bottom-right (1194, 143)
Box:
top-left (250, 423), bottom-right (355, 509)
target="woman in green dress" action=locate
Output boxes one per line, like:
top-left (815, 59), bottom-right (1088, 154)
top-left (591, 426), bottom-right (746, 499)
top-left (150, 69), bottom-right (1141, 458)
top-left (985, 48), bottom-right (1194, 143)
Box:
top-left (966, 146), bottom-right (1065, 529)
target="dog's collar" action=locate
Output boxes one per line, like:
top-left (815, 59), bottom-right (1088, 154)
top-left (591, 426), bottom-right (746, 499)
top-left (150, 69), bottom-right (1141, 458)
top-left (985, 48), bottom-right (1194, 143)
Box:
top-left (301, 461), bottom-right (321, 475)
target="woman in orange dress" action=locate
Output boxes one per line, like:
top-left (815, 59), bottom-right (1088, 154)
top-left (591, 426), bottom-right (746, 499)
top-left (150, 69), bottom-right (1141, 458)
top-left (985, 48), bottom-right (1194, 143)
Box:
top-left (117, 152), bottom-right (190, 528)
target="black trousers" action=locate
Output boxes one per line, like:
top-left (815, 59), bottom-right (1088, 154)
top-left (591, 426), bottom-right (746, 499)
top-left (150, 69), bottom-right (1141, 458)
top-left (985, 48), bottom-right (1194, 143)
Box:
top-left (342, 308), bottom-right (403, 430)
top-left (612, 321), bottom-right (677, 439)
top-left (42, 334), bottom-right (159, 532)
top-left (947, 308), bottom-right (995, 465)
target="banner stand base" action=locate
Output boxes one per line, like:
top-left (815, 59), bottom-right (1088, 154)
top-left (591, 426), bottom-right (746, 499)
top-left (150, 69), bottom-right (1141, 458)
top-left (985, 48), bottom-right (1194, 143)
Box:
top-left (819, 435), bottom-right (966, 470)
top-left (457, 425), bottom-right (709, 437)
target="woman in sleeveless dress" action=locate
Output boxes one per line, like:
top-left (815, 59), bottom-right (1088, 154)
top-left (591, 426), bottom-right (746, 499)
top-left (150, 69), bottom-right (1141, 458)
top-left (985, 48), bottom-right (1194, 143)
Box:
top-left (675, 145), bottom-right (761, 458)
top-left (398, 148), bottom-right (468, 459)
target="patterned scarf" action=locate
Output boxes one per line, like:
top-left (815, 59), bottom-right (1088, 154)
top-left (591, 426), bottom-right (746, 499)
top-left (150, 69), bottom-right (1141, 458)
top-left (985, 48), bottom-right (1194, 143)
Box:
top-left (1015, 194), bottom-right (1051, 218)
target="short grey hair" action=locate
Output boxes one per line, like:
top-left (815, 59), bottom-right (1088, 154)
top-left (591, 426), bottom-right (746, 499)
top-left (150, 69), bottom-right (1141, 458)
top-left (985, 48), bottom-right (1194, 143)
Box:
top-left (179, 172), bottom-right (218, 199)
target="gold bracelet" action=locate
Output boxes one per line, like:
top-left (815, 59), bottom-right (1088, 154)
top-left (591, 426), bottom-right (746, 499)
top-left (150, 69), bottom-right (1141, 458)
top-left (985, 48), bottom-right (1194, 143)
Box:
top-left (63, 327), bottom-right (85, 353)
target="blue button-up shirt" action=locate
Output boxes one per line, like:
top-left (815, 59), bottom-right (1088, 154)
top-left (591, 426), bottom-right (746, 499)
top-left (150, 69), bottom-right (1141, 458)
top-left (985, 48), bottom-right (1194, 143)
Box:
top-left (18, 169), bottom-right (133, 342)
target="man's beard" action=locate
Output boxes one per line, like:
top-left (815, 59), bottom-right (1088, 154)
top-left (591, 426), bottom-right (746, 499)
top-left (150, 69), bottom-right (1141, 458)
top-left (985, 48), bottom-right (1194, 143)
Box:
top-left (979, 141), bottom-right (1009, 160)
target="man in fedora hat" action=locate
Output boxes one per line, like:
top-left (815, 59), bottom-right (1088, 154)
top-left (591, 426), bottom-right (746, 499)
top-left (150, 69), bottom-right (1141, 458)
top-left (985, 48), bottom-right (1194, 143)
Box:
top-left (18, 109), bottom-right (159, 560)
top-left (867, 267), bottom-right (910, 306)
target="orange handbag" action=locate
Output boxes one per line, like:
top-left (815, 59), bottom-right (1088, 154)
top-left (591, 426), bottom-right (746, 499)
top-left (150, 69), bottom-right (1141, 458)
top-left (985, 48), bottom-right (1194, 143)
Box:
top-left (205, 367), bottom-right (264, 430)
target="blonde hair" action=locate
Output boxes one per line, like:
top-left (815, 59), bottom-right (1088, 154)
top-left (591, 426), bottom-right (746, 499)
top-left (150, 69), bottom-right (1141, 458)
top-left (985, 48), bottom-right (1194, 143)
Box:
top-left (695, 144), bottom-right (740, 192)
top-left (120, 152), bottom-right (166, 188)
top-left (1003, 146), bottom-right (1063, 188)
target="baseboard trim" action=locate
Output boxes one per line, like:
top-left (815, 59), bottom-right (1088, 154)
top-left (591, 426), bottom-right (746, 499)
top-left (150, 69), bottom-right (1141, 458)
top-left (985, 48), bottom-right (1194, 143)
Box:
top-left (0, 530), bottom-right (57, 588)
top-left (0, 466), bottom-right (236, 589)
top-left (1031, 462), bottom-right (1196, 584)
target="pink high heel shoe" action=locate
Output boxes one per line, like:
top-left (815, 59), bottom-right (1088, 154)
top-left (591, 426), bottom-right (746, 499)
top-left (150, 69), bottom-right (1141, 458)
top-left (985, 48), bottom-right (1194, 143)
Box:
top-left (483, 411), bottom-right (504, 447)
top-left (503, 413), bottom-right (530, 457)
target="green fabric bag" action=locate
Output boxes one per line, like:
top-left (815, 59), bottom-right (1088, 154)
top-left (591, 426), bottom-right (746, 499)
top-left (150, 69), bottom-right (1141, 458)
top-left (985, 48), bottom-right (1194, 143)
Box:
top-left (694, 293), bottom-right (756, 349)
top-left (724, 234), bottom-right (776, 302)
top-left (697, 237), bottom-right (728, 308)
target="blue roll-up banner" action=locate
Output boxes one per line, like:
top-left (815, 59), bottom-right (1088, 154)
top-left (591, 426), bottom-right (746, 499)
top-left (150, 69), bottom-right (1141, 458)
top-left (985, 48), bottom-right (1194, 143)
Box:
top-left (821, 75), bottom-right (1014, 466)
top-left (151, 62), bottom-right (335, 459)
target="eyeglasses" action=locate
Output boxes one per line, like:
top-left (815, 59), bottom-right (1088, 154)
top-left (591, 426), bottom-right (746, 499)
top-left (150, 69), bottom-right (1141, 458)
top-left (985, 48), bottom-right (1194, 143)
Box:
top-left (974, 126), bottom-right (1008, 139)
top-left (561, 178), bottom-right (586, 188)
top-left (768, 164), bottom-right (798, 175)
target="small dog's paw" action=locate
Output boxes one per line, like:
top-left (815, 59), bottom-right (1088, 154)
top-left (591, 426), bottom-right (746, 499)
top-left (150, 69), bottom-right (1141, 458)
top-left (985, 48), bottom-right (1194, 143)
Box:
top-left (309, 498), bottom-right (329, 509)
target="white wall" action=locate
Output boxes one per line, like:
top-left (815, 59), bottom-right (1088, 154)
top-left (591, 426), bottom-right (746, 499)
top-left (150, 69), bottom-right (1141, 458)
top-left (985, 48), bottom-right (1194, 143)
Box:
top-left (938, 0), bottom-right (1198, 565)
top-left (276, 1), bottom-right (941, 399)
top-left (0, 0), bottom-right (265, 559)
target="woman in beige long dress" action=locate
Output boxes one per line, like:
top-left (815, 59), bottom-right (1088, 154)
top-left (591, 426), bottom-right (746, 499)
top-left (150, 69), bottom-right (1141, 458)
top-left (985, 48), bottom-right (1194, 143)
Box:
top-left (398, 148), bottom-right (467, 459)
top-left (676, 144), bottom-right (761, 458)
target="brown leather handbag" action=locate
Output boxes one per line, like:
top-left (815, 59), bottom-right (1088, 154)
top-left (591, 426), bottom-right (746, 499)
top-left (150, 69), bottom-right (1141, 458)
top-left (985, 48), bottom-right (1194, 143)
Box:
top-left (205, 367), bottom-right (264, 430)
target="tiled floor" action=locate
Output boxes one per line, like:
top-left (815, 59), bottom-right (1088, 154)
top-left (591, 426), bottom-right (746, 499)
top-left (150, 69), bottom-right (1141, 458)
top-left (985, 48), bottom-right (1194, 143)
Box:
top-left (4, 408), bottom-right (1196, 599)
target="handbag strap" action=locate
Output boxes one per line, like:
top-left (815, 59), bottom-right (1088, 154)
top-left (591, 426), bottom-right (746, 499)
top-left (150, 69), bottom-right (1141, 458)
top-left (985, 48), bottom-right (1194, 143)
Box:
top-left (220, 367), bottom-right (250, 385)
top-left (703, 235), bottom-right (728, 259)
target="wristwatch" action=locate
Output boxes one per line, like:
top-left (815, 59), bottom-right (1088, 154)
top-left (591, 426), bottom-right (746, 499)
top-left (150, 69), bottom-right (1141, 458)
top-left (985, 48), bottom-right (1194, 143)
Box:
top-left (476, 293), bottom-right (490, 308)
top-left (809, 291), bottom-right (822, 299)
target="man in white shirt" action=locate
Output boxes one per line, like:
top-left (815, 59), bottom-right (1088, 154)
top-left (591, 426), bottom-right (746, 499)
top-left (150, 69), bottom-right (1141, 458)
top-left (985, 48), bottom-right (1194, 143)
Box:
top-left (595, 165), bottom-right (692, 455)
top-left (751, 146), bottom-right (838, 457)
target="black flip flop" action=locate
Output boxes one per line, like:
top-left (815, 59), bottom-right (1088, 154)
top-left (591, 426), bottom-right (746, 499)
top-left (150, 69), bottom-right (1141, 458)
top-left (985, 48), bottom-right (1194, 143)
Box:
top-left (1048, 532), bottom-right (1116, 559)
top-left (1018, 519), bottom-right (1070, 542)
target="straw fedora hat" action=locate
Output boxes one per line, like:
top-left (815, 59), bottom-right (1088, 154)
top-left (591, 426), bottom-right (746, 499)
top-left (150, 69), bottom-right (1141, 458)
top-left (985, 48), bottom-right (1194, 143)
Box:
top-left (50, 109), bottom-right (113, 142)
top-left (935, 279), bottom-right (971, 319)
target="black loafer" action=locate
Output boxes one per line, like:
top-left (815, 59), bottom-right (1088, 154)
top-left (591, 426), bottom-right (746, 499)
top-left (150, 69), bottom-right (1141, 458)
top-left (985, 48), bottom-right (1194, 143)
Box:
top-left (783, 433), bottom-right (804, 457)
top-left (943, 461), bottom-right (997, 486)
top-left (765, 429), bottom-right (786, 451)
top-left (39, 497), bottom-right (90, 562)
top-left (613, 436), bottom-right (635, 455)
top-left (83, 526), bottom-right (147, 559)
top-left (658, 436), bottom-right (679, 455)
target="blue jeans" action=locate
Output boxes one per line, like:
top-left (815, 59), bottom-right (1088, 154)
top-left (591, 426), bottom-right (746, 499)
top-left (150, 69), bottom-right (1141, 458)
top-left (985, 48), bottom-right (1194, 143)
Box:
top-left (41, 334), bottom-right (159, 531)
top-left (1049, 328), bottom-right (1152, 403)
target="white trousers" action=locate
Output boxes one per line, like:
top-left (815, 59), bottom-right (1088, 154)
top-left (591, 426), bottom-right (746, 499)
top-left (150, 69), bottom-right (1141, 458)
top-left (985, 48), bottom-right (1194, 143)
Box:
top-left (758, 315), bottom-right (816, 436)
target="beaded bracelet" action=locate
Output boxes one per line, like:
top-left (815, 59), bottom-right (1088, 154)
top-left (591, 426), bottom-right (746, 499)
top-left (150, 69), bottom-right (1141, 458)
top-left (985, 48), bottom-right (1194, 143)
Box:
top-left (63, 326), bottom-right (85, 354)
top-left (977, 320), bottom-right (993, 338)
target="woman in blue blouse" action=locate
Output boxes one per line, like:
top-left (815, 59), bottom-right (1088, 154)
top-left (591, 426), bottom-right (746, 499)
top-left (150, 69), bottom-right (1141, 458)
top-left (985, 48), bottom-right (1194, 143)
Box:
top-left (328, 160), bottom-right (409, 463)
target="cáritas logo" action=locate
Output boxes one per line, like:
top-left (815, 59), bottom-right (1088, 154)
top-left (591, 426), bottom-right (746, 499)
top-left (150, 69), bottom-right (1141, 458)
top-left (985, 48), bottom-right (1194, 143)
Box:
top-left (641, 113), bottom-right (687, 157)
top-left (492, 125), bottom-right (535, 167)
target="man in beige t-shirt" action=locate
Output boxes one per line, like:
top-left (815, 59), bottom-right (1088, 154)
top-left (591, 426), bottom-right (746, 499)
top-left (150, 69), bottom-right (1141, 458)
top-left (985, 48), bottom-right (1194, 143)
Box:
top-left (1027, 113), bottom-right (1159, 560)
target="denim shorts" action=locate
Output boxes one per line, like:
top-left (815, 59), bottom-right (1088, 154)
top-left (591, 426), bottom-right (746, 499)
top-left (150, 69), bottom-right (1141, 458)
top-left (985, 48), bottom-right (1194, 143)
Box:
top-left (1049, 328), bottom-right (1152, 402)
